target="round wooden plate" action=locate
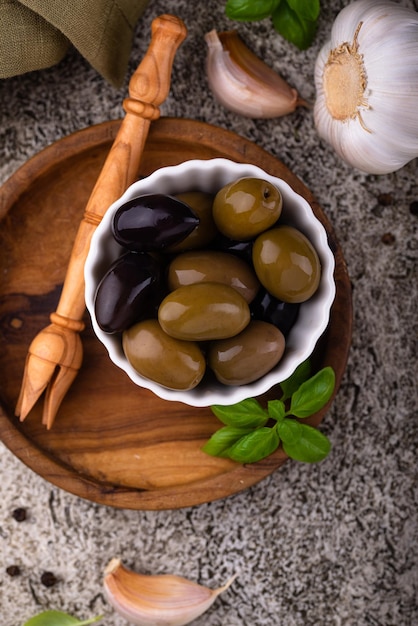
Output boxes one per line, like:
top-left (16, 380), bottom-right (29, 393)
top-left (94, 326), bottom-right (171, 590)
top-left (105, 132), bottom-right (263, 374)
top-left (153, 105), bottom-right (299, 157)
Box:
top-left (0, 118), bottom-right (352, 510)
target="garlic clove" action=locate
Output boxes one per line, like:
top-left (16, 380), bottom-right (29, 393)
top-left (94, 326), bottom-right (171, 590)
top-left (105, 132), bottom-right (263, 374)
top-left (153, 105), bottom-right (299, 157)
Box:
top-left (103, 558), bottom-right (237, 626)
top-left (205, 29), bottom-right (308, 119)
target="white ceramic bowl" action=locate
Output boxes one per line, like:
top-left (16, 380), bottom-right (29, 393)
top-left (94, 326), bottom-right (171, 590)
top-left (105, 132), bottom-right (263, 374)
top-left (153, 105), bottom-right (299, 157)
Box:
top-left (84, 158), bottom-right (336, 407)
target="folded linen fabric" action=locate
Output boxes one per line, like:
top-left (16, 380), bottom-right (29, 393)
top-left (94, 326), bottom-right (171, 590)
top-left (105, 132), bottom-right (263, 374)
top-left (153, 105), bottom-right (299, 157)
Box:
top-left (0, 0), bottom-right (149, 86)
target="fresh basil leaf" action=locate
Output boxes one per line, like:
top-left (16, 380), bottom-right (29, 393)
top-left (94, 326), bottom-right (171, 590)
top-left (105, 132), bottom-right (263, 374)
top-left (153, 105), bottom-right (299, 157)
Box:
top-left (225, 0), bottom-right (280, 21)
top-left (202, 425), bottom-right (253, 457)
top-left (282, 423), bottom-right (331, 462)
top-left (279, 359), bottom-right (311, 401)
top-left (23, 611), bottom-right (103, 626)
top-left (287, 0), bottom-right (320, 22)
top-left (289, 366), bottom-right (335, 418)
top-left (272, 3), bottom-right (318, 49)
top-left (227, 427), bottom-right (280, 463)
top-left (277, 417), bottom-right (302, 445)
top-left (211, 398), bottom-right (268, 428)
top-left (267, 399), bottom-right (286, 422)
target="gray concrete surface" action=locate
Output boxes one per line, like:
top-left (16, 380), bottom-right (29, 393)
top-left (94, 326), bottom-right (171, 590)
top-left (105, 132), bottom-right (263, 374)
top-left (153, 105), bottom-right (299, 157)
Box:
top-left (0, 1), bottom-right (417, 625)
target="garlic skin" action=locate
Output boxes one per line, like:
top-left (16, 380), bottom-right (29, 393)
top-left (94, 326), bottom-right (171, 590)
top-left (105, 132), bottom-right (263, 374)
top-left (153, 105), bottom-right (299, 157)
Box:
top-left (314, 0), bottom-right (418, 174)
top-left (205, 29), bottom-right (307, 119)
top-left (103, 558), bottom-right (236, 626)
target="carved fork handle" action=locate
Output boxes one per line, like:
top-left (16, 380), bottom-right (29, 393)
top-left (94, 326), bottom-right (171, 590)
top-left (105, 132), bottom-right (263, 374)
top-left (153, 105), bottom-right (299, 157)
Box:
top-left (52, 14), bottom-right (187, 326)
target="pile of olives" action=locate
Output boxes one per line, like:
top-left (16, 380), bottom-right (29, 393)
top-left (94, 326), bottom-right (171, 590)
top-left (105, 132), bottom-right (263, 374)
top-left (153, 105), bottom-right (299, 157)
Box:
top-left (94, 177), bottom-right (321, 391)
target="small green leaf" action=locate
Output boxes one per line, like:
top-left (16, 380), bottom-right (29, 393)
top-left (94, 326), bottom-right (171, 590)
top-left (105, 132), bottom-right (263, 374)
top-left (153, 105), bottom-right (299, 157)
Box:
top-left (287, 0), bottom-right (320, 22)
top-left (289, 366), bottom-right (335, 418)
top-left (272, 3), bottom-right (318, 49)
top-left (227, 427), bottom-right (280, 463)
top-left (211, 398), bottom-right (268, 428)
top-left (279, 359), bottom-right (311, 401)
top-left (75, 618), bottom-right (103, 626)
top-left (202, 425), bottom-right (253, 457)
top-left (225, 0), bottom-right (280, 21)
top-left (282, 423), bottom-right (331, 462)
top-left (277, 417), bottom-right (303, 445)
top-left (23, 611), bottom-right (103, 626)
top-left (267, 399), bottom-right (286, 422)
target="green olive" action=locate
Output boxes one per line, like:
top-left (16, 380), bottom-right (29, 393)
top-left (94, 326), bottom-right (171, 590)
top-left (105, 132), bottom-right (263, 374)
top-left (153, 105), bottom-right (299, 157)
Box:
top-left (252, 226), bottom-right (321, 303)
top-left (208, 321), bottom-right (285, 385)
top-left (212, 177), bottom-right (282, 240)
top-left (166, 192), bottom-right (217, 252)
top-left (167, 250), bottom-right (260, 303)
top-left (158, 282), bottom-right (250, 341)
top-left (122, 319), bottom-right (206, 390)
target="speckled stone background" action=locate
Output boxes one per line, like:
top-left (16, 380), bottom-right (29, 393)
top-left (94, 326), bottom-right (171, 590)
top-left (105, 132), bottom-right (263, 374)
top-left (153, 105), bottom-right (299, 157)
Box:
top-left (1, 1), bottom-right (417, 625)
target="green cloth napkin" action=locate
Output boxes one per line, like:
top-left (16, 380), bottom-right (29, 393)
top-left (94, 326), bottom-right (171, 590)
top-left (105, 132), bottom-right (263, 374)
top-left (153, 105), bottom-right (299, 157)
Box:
top-left (0, 0), bottom-right (149, 86)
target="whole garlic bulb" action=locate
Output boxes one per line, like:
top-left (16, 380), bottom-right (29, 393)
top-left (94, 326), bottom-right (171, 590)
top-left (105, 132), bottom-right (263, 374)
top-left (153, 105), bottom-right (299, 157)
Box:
top-left (314, 0), bottom-right (418, 174)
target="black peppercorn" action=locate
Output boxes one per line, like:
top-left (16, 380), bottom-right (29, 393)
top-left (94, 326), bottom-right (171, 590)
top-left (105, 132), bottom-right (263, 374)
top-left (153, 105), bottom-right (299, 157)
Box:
top-left (6, 565), bottom-right (21, 577)
top-left (377, 193), bottom-right (393, 206)
top-left (381, 232), bottom-right (396, 245)
top-left (41, 571), bottom-right (58, 587)
top-left (12, 507), bottom-right (27, 522)
top-left (409, 201), bottom-right (418, 216)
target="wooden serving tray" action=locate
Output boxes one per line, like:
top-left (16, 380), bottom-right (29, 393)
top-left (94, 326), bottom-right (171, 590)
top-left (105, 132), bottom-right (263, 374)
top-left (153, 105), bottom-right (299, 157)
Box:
top-left (0, 118), bottom-right (352, 510)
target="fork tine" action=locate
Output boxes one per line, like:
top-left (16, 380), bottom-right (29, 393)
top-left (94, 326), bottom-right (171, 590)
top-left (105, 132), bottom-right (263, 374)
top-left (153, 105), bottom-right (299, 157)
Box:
top-left (15, 353), bottom-right (57, 421)
top-left (42, 364), bottom-right (80, 429)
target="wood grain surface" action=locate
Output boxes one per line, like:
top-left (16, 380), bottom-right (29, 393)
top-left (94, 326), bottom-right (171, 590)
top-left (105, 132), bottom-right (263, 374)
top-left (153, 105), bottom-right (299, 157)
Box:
top-left (0, 118), bottom-right (352, 510)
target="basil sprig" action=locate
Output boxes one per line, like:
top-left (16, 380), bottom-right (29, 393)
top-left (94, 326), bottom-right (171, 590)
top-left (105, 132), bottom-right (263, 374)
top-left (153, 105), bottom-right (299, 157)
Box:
top-left (203, 361), bottom-right (335, 464)
top-left (23, 611), bottom-right (103, 626)
top-left (225, 0), bottom-right (320, 50)
top-left (225, 0), bottom-right (280, 21)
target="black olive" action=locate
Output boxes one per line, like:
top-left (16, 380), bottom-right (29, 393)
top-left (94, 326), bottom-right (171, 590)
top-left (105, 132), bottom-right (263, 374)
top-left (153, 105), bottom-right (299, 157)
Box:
top-left (94, 251), bottom-right (164, 334)
top-left (211, 233), bottom-right (254, 264)
top-left (250, 288), bottom-right (300, 337)
top-left (112, 194), bottom-right (200, 251)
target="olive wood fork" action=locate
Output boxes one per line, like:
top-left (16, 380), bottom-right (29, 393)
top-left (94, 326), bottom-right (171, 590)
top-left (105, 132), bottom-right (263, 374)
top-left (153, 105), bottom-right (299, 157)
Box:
top-left (15, 14), bottom-right (187, 429)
